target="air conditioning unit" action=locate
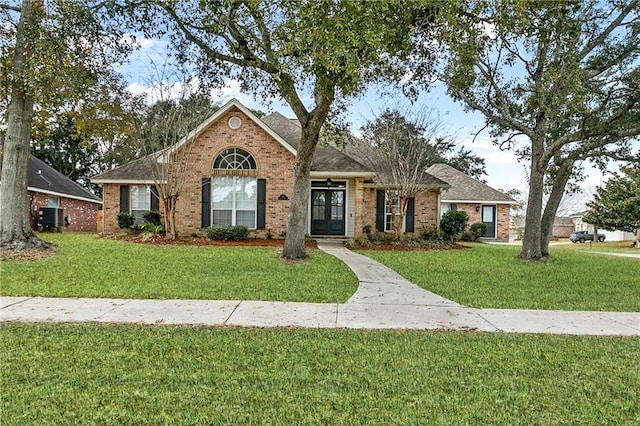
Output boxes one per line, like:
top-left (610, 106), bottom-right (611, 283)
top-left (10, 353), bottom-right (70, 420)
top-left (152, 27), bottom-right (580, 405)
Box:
top-left (40, 208), bottom-right (64, 230)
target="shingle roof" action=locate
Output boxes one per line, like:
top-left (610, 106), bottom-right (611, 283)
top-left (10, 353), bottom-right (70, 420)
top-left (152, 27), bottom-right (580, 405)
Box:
top-left (91, 154), bottom-right (159, 183)
top-left (27, 156), bottom-right (101, 203)
top-left (261, 112), bottom-right (373, 174)
top-left (92, 103), bottom-right (375, 183)
top-left (426, 163), bottom-right (517, 203)
top-left (554, 216), bottom-right (575, 226)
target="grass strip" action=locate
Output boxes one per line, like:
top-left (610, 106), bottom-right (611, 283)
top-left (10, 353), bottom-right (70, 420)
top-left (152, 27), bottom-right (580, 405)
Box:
top-left (0, 234), bottom-right (357, 303)
top-left (362, 243), bottom-right (640, 311)
top-left (1, 323), bottom-right (638, 424)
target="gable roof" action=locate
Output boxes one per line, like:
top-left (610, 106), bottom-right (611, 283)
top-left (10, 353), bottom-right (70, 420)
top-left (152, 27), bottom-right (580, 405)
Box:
top-left (426, 163), bottom-right (517, 204)
top-left (25, 156), bottom-right (101, 204)
top-left (168, 98), bottom-right (297, 157)
top-left (93, 100), bottom-right (376, 183)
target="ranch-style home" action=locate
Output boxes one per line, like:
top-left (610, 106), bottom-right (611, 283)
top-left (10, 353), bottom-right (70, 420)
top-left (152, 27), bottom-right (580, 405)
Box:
top-left (426, 163), bottom-right (516, 241)
top-left (2, 156), bottom-right (102, 232)
top-left (92, 99), bottom-right (510, 240)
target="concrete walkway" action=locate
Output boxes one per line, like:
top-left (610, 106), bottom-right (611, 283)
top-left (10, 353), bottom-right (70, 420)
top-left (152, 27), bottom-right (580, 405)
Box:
top-left (1, 240), bottom-right (638, 336)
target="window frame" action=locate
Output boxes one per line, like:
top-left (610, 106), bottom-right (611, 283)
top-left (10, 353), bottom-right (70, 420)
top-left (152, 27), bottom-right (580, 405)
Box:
top-left (384, 192), bottom-right (403, 233)
top-left (130, 184), bottom-right (151, 224)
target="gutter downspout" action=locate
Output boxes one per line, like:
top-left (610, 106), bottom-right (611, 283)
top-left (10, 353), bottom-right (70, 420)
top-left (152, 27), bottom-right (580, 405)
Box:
top-left (436, 189), bottom-right (442, 230)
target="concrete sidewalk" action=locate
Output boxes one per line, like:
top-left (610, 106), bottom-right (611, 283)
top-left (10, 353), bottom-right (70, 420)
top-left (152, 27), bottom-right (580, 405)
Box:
top-left (1, 241), bottom-right (638, 336)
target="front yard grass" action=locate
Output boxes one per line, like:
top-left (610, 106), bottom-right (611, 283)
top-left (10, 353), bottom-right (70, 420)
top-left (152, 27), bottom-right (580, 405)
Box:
top-left (0, 234), bottom-right (357, 303)
top-left (2, 323), bottom-right (638, 424)
top-left (561, 239), bottom-right (640, 255)
top-left (363, 243), bottom-right (640, 311)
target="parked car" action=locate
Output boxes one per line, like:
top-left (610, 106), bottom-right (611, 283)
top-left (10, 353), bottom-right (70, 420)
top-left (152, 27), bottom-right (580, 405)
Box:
top-left (569, 230), bottom-right (606, 243)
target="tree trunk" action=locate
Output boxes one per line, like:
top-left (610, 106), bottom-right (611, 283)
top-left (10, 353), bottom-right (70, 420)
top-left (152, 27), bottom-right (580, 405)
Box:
top-left (520, 137), bottom-right (546, 260)
top-left (0, 0), bottom-right (52, 251)
top-left (282, 130), bottom-right (316, 259)
top-left (540, 162), bottom-right (572, 257)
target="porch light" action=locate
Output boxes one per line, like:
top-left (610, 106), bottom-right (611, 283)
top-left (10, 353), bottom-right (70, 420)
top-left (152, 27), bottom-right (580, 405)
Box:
top-left (278, 194), bottom-right (289, 200)
top-left (476, 205), bottom-right (481, 212)
top-left (325, 178), bottom-right (333, 187)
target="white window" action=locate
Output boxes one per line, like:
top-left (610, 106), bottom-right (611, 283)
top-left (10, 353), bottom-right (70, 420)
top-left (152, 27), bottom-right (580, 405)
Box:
top-left (212, 176), bottom-right (257, 228)
top-left (212, 147), bottom-right (258, 228)
top-left (385, 192), bottom-right (401, 232)
top-left (46, 196), bottom-right (59, 208)
top-left (440, 203), bottom-right (457, 217)
top-left (130, 185), bottom-right (151, 224)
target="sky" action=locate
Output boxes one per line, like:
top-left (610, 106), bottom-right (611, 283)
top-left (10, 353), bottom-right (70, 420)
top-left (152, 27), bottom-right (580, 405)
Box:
top-left (118, 36), bottom-right (628, 210)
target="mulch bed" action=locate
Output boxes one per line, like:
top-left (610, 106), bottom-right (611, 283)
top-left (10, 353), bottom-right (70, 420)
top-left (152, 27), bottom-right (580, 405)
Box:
top-left (102, 234), bottom-right (319, 249)
top-left (347, 242), bottom-right (469, 251)
top-left (0, 246), bottom-right (57, 261)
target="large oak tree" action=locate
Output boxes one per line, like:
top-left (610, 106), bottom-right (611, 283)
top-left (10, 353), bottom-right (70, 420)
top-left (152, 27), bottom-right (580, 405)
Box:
top-left (123, 0), bottom-right (437, 259)
top-left (434, 0), bottom-right (640, 259)
top-left (0, 0), bottom-right (131, 250)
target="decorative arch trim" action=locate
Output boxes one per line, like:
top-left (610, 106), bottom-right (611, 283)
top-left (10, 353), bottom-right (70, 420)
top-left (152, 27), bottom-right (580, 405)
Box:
top-left (212, 147), bottom-right (257, 171)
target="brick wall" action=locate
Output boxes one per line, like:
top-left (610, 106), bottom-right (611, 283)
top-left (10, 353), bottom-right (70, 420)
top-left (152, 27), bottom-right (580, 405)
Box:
top-left (360, 187), bottom-right (440, 235)
top-left (101, 107), bottom-right (296, 236)
top-left (28, 191), bottom-right (100, 232)
top-left (454, 202), bottom-right (511, 241)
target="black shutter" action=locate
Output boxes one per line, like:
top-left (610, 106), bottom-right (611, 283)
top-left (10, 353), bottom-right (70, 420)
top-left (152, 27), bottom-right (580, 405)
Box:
top-left (406, 197), bottom-right (415, 233)
top-left (201, 178), bottom-right (211, 228)
top-left (376, 190), bottom-right (385, 232)
top-left (120, 185), bottom-right (129, 213)
top-left (150, 186), bottom-right (160, 211)
top-left (257, 179), bottom-right (266, 229)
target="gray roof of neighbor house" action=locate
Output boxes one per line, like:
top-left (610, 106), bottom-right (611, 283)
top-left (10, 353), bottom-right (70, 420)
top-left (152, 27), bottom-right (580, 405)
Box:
top-left (554, 216), bottom-right (575, 226)
top-left (26, 156), bottom-right (101, 203)
top-left (426, 163), bottom-right (517, 204)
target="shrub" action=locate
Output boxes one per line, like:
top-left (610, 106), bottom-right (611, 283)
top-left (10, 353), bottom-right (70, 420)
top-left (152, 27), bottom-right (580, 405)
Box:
top-left (143, 222), bottom-right (164, 235)
top-left (143, 211), bottom-right (162, 226)
top-left (440, 210), bottom-right (469, 242)
top-left (116, 213), bottom-right (134, 229)
top-left (205, 225), bottom-right (250, 241)
top-left (362, 225), bottom-right (373, 239)
top-left (417, 225), bottom-right (442, 242)
top-left (468, 222), bottom-right (487, 241)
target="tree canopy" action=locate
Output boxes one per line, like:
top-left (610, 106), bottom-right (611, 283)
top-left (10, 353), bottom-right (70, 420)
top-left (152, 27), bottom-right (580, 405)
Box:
top-left (122, 0), bottom-right (439, 259)
top-left (0, 0), bottom-right (132, 249)
top-left (583, 166), bottom-right (640, 235)
top-left (431, 0), bottom-right (640, 259)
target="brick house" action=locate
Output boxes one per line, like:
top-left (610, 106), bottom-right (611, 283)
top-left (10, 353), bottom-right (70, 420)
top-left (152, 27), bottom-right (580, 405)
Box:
top-left (21, 156), bottom-right (102, 232)
top-left (92, 99), bottom-right (449, 238)
top-left (426, 163), bottom-right (516, 241)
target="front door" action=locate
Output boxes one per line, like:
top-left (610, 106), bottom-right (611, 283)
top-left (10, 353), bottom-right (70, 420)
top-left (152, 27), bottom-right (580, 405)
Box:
top-left (311, 189), bottom-right (345, 235)
top-left (482, 205), bottom-right (497, 238)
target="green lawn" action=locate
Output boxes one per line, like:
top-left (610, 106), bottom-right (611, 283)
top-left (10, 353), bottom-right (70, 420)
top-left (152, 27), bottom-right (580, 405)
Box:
top-left (560, 239), bottom-right (640, 255)
top-left (362, 243), bottom-right (640, 311)
top-left (0, 234), bottom-right (357, 303)
top-left (2, 323), bottom-right (638, 424)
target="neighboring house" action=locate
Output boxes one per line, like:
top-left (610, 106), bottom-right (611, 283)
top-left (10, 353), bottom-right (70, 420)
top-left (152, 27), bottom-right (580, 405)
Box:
top-left (552, 216), bottom-right (575, 238)
top-left (9, 156), bottom-right (102, 232)
top-left (426, 164), bottom-right (517, 241)
top-left (92, 99), bottom-right (449, 238)
top-left (571, 211), bottom-right (636, 242)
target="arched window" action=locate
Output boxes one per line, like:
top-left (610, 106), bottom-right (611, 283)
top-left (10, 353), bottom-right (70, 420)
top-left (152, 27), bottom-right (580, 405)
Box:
top-left (213, 148), bottom-right (256, 170)
top-left (211, 148), bottom-right (257, 228)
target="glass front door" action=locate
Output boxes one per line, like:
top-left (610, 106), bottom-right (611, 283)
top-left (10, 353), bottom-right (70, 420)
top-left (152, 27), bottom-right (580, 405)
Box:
top-left (311, 189), bottom-right (346, 235)
top-left (482, 205), bottom-right (496, 238)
